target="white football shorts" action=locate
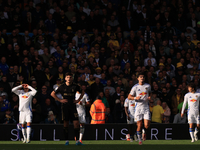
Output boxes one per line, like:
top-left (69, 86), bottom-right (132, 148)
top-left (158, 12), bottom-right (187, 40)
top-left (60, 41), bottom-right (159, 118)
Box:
top-left (188, 113), bottom-right (200, 124)
top-left (78, 113), bottom-right (86, 124)
top-left (19, 112), bottom-right (32, 124)
top-left (134, 108), bottom-right (151, 122)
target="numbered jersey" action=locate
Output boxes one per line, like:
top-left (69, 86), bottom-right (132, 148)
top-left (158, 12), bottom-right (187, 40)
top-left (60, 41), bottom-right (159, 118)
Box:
top-left (129, 83), bottom-right (151, 110)
top-left (124, 98), bottom-right (135, 117)
top-left (75, 92), bottom-right (90, 114)
top-left (182, 92), bottom-right (200, 115)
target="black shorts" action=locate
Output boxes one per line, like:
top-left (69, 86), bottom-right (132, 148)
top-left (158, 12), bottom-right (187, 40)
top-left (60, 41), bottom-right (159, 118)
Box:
top-left (61, 104), bottom-right (78, 122)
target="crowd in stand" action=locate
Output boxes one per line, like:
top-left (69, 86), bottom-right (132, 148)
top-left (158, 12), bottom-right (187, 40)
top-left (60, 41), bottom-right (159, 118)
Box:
top-left (0, 0), bottom-right (200, 124)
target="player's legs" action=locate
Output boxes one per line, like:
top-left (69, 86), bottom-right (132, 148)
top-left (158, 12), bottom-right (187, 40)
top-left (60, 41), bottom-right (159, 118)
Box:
top-left (63, 105), bottom-right (70, 145)
top-left (136, 120), bottom-right (143, 144)
top-left (26, 114), bottom-right (32, 143)
top-left (189, 123), bottom-right (195, 142)
top-left (135, 113), bottom-right (143, 145)
top-left (194, 115), bottom-right (200, 141)
top-left (21, 123), bottom-right (27, 143)
top-left (26, 122), bottom-right (31, 143)
top-left (20, 112), bottom-right (27, 143)
top-left (79, 123), bottom-right (85, 142)
top-left (63, 120), bottom-right (69, 143)
top-left (73, 120), bottom-right (80, 142)
top-left (143, 119), bottom-right (150, 141)
top-left (78, 113), bottom-right (86, 142)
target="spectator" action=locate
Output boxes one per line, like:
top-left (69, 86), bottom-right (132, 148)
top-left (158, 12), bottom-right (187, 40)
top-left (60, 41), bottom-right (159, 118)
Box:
top-left (90, 96), bottom-right (106, 124)
top-left (45, 14), bottom-right (56, 33)
top-left (162, 102), bottom-right (171, 124)
top-left (151, 100), bottom-right (164, 123)
top-left (0, 57), bottom-right (9, 75)
top-left (173, 108), bottom-right (187, 124)
top-left (45, 110), bottom-right (58, 124)
top-left (1, 109), bottom-right (16, 124)
top-left (171, 88), bottom-right (184, 119)
top-left (32, 97), bottom-right (41, 123)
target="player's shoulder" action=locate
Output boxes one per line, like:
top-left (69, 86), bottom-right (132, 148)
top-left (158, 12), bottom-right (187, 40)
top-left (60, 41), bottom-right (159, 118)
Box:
top-left (144, 83), bottom-right (151, 87)
top-left (184, 92), bottom-right (190, 97)
top-left (132, 83), bottom-right (139, 88)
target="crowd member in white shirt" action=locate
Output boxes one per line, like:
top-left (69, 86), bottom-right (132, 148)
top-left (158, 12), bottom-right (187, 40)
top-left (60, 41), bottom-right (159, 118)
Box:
top-left (144, 52), bottom-right (157, 67)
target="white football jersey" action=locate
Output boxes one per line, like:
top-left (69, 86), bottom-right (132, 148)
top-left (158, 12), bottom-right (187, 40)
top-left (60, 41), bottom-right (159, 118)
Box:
top-left (75, 92), bottom-right (90, 114)
top-left (182, 92), bottom-right (200, 115)
top-left (12, 85), bottom-right (37, 113)
top-left (124, 98), bottom-right (135, 117)
top-left (129, 83), bottom-right (151, 109)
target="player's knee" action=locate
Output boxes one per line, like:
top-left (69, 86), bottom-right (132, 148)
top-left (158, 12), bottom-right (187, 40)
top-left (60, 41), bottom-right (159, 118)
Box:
top-left (145, 124), bottom-right (149, 129)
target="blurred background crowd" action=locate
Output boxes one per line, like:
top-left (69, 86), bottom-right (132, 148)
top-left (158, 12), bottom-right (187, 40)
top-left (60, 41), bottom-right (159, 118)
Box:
top-left (0, 0), bottom-right (200, 124)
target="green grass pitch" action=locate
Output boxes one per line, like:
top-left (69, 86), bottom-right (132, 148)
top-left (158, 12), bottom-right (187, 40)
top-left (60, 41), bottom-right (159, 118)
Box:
top-left (0, 140), bottom-right (200, 150)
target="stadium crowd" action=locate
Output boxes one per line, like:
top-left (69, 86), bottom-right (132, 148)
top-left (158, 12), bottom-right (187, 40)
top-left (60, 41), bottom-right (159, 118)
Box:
top-left (0, 0), bottom-right (200, 124)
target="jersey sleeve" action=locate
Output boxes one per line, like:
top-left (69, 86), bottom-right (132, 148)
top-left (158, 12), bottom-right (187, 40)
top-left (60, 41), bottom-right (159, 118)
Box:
top-left (124, 99), bottom-right (129, 107)
top-left (28, 85), bottom-right (37, 96)
top-left (12, 85), bottom-right (22, 95)
top-left (129, 86), bottom-right (136, 96)
top-left (54, 85), bottom-right (62, 94)
top-left (181, 94), bottom-right (188, 114)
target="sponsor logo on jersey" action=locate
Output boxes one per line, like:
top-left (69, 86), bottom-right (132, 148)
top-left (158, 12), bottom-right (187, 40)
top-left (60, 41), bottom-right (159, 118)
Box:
top-left (131, 104), bottom-right (135, 107)
top-left (22, 95), bottom-right (28, 98)
top-left (139, 92), bottom-right (147, 96)
top-left (190, 99), bottom-right (197, 102)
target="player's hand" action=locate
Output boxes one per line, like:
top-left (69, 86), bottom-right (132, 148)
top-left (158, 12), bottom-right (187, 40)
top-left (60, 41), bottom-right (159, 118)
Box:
top-left (60, 99), bottom-right (68, 103)
top-left (181, 113), bottom-right (184, 118)
top-left (135, 96), bottom-right (141, 100)
top-left (78, 101), bottom-right (82, 105)
top-left (127, 116), bottom-right (130, 120)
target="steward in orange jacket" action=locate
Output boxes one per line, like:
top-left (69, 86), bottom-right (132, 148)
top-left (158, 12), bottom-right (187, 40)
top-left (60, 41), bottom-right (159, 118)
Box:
top-left (90, 99), bottom-right (106, 124)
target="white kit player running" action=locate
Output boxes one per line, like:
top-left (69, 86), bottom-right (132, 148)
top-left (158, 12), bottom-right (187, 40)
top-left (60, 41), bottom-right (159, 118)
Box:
top-left (128, 73), bottom-right (151, 145)
top-left (124, 96), bottom-right (138, 142)
top-left (181, 83), bottom-right (200, 143)
top-left (75, 85), bottom-right (90, 143)
top-left (12, 84), bottom-right (37, 143)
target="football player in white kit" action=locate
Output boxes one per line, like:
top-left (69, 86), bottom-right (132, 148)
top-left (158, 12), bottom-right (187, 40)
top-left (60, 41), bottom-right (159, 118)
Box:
top-left (181, 83), bottom-right (200, 142)
top-left (75, 85), bottom-right (91, 143)
top-left (124, 97), bottom-right (138, 142)
top-left (12, 84), bottom-right (37, 143)
top-left (128, 73), bottom-right (151, 145)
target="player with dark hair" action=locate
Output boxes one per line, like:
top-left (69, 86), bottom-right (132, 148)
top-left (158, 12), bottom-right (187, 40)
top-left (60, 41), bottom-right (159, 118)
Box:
top-left (181, 82), bottom-right (200, 142)
top-left (51, 72), bottom-right (84, 145)
top-left (128, 72), bottom-right (151, 145)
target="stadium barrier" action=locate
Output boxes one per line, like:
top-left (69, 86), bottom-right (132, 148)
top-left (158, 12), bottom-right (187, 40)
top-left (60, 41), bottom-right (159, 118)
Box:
top-left (0, 124), bottom-right (191, 141)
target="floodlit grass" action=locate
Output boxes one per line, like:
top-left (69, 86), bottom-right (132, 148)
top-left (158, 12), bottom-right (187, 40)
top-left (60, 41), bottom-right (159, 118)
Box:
top-left (0, 140), bottom-right (200, 150)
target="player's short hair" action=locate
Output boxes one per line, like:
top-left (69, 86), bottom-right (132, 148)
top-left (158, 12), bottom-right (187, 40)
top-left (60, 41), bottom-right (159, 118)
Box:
top-left (137, 72), bottom-right (145, 78)
top-left (188, 82), bottom-right (196, 91)
top-left (65, 72), bottom-right (73, 77)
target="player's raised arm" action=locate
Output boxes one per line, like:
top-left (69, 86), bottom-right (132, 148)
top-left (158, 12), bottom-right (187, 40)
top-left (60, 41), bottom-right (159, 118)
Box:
top-left (12, 84), bottom-right (23, 95)
top-left (181, 94), bottom-right (188, 117)
top-left (27, 85), bottom-right (37, 96)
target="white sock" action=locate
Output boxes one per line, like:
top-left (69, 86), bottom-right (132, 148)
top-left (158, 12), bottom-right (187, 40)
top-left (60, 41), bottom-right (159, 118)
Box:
top-left (22, 127), bottom-right (27, 141)
top-left (189, 128), bottom-right (195, 139)
top-left (27, 126), bottom-right (31, 141)
top-left (79, 126), bottom-right (85, 141)
top-left (195, 127), bottom-right (199, 134)
top-left (137, 131), bottom-right (142, 141)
